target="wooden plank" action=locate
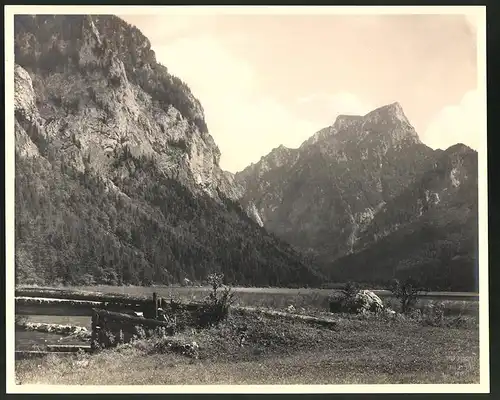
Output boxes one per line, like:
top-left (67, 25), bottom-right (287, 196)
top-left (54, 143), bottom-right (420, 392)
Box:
top-left (16, 304), bottom-right (93, 316)
top-left (94, 309), bottom-right (175, 332)
top-left (15, 297), bottom-right (147, 316)
top-left (153, 292), bottom-right (158, 319)
top-left (15, 287), bottom-right (153, 305)
top-left (15, 297), bottom-right (103, 316)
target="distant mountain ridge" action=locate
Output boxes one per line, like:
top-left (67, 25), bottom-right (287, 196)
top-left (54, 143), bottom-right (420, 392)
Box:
top-left (236, 103), bottom-right (478, 291)
top-left (13, 14), bottom-right (478, 291)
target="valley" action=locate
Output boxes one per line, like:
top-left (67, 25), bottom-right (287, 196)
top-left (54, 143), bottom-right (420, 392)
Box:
top-left (11, 12), bottom-right (483, 388)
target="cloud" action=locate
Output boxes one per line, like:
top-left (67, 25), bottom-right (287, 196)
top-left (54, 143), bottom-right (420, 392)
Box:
top-left (422, 90), bottom-right (485, 152)
top-left (153, 35), bottom-right (321, 172)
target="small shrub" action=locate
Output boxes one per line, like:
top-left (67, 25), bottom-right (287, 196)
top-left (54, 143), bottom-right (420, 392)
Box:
top-left (328, 282), bottom-right (360, 313)
top-left (383, 297), bottom-right (401, 312)
top-left (154, 326), bottom-right (170, 338)
top-left (328, 293), bottom-right (344, 313)
top-left (389, 278), bottom-right (428, 314)
top-left (447, 315), bottom-right (477, 329)
top-left (134, 325), bottom-right (147, 339)
top-left (197, 273), bottom-right (236, 327)
top-left (91, 339), bottom-right (103, 352)
top-left (421, 301), bottom-right (446, 327)
top-left (341, 281), bottom-right (360, 299)
top-left (407, 308), bottom-right (423, 321)
top-left (105, 329), bottom-right (116, 346)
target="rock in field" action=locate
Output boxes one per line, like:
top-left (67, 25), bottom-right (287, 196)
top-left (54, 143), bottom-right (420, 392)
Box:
top-left (331, 289), bottom-right (385, 314)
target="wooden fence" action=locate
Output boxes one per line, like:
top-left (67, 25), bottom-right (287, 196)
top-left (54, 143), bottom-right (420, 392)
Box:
top-left (90, 309), bottom-right (176, 350)
top-left (14, 288), bottom-right (184, 355)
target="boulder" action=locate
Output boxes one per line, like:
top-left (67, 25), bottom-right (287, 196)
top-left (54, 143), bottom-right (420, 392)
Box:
top-left (345, 290), bottom-right (384, 313)
top-left (330, 289), bottom-right (385, 314)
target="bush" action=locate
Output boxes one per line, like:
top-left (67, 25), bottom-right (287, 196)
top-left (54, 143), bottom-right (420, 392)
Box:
top-left (197, 273), bottom-right (236, 327)
top-left (389, 277), bottom-right (428, 313)
top-left (420, 301), bottom-right (446, 327)
top-left (383, 297), bottom-right (401, 312)
top-left (341, 281), bottom-right (360, 299)
top-left (328, 281), bottom-right (360, 313)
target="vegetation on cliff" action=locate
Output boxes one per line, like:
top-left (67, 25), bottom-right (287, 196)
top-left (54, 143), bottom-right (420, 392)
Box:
top-left (15, 150), bottom-right (322, 287)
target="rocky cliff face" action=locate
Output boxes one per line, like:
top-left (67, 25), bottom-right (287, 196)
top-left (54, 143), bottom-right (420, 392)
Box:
top-left (14, 14), bottom-right (317, 287)
top-left (236, 103), bottom-right (436, 258)
top-left (236, 104), bottom-right (478, 290)
top-left (14, 14), bottom-right (242, 202)
top-left (329, 143), bottom-right (478, 290)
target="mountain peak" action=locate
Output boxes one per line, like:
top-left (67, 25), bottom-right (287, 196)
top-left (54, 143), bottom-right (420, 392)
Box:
top-left (369, 101), bottom-right (403, 113)
top-left (444, 143), bottom-right (475, 155)
top-left (363, 101), bottom-right (410, 126)
top-left (329, 102), bottom-right (412, 133)
top-left (266, 144), bottom-right (297, 164)
top-left (332, 114), bottom-right (364, 131)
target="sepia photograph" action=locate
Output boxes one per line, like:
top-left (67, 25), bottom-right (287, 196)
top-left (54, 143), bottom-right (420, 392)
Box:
top-left (6, 5), bottom-right (488, 393)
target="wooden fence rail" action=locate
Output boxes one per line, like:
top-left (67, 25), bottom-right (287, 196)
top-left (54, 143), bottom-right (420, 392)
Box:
top-left (91, 309), bottom-right (176, 350)
top-left (15, 293), bottom-right (163, 318)
top-left (16, 297), bottom-right (104, 317)
top-left (15, 288), bottom-right (153, 305)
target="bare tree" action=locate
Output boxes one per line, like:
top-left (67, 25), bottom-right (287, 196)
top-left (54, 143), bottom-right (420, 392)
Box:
top-left (389, 278), bottom-right (428, 313)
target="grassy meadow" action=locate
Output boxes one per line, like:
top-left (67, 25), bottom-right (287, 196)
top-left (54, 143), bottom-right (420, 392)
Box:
top-left (15, 308), bottom-right (479, 385)
top-left (14, 285), bottom-right (480, 385)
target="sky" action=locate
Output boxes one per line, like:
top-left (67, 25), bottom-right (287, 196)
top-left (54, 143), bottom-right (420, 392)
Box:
top-left (121, 10), bottom-right (484, 173)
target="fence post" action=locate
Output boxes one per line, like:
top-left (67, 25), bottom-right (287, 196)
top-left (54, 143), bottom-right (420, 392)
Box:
top-left (153, 292), bottom-right (158, 319)
top-left (91, 310), bottom-right (97, 352)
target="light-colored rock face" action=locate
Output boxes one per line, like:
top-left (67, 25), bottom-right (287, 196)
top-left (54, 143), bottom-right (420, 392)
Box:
top-left (245, 202), bottom-right (264, 227)
top-left (14, 64), bottom-right (38, 120)
top-left (15, 120), bottom-right (40, 158)
top-left (450, 168), bottom-right (460, 187)
top-left (13, 15), bottom-right (253, 217)
top-left (14, 65), bottom-right (45, 159)
top-left (447, 150), bottom-right (470, 189)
